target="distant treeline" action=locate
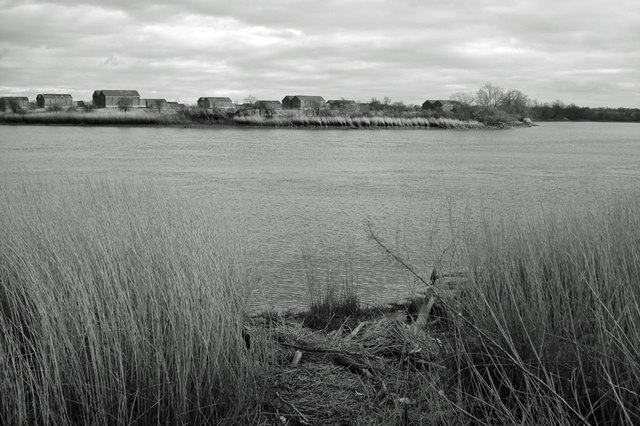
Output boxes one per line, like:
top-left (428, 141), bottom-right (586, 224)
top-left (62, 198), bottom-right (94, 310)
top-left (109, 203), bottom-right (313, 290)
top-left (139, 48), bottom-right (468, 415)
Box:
top-left (449, 84), bottom-right (640, 123)
top-left (528, 102), bottom-right (640, 122)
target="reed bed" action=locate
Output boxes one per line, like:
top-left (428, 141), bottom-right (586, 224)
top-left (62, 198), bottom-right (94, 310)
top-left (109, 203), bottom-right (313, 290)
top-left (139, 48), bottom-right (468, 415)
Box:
top-left (234, 114), bottom-right (483, 129)
top-left (0, 178), bottom-right (271, 425)
top-left (452, 195), bottom-right (640, 424)
top-left (0, 110), bottom-right (185, 125)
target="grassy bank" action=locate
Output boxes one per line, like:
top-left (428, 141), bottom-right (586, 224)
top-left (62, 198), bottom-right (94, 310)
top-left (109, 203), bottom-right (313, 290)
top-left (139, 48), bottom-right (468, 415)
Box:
top-left (3, 177), bottom-right (639, 424)
top-left (0, 110), bottom-right (188, 125)
top-left (0, 110), bottom-right (485, 129)
top-left (234, 114), bottom-right (484, 129)
top-left (0, 179), bottom-right (271, 425)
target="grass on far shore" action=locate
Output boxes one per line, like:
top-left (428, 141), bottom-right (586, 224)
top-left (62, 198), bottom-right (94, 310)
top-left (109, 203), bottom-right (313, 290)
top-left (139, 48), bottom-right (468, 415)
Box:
top-left (0, 109), bottom-right (187, 125)
top-left (0, 109), bottom-right (484, 129)
top-left (0, 178), bottom-right (272, 425)
top-left (234, 114), bottom-right (484, 129)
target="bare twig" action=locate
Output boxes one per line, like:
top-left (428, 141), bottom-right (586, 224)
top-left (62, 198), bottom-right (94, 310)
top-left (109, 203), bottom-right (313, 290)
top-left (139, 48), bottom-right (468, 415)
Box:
top-left (367, 220), bottom-right (432, 289)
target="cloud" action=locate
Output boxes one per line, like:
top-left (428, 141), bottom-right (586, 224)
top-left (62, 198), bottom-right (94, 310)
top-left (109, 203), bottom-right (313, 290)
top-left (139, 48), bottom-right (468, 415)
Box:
top-left (0, 0), bottom-right (638, 106)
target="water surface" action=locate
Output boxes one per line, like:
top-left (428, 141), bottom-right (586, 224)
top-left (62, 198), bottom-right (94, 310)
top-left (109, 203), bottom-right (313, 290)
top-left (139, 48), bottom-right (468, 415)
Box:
top-left (1, 122), bottom-right (638, 310)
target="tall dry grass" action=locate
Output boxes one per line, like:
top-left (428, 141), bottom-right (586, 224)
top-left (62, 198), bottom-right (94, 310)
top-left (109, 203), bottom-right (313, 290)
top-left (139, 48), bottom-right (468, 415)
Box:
top-left (0, 109), bottom-right (185, 125)
top-left (234, 114), bottom-right (483, 129)
top-left (451, 196), bottom-right (640, 424)
top-left (0, 178), bottom-right (271, 425)
top-left (303, 248), bottom-right (361, 328)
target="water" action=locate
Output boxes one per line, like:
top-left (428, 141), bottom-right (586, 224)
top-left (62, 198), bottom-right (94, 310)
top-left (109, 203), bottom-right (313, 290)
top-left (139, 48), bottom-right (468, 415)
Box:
top-left (1, 122), bottom-right (639, 310)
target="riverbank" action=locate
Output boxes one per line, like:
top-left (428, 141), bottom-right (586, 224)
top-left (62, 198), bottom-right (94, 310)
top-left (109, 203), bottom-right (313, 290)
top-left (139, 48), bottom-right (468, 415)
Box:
top-left (0, 110), bottom-right (534, 129)
top-left (2, 178), bottom-right (639, 424)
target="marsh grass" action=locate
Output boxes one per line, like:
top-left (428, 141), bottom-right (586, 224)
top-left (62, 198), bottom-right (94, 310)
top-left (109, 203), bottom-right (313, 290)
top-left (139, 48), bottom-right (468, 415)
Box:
top-left (234, 114), bottom-right (483, 129)
top-left (303, 250), bottom-right (361, 330)
top-left (0, 109), bottom-right (186, 125)
top-left (0, 178), bottom-right (271, 425)
top-left (449, 196), bottom-right (640, 424)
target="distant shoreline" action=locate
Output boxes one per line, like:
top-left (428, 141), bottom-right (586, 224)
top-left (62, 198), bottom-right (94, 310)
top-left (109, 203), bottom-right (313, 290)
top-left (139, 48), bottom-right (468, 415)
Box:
top-left (0, 111), bottom-right (534, 130)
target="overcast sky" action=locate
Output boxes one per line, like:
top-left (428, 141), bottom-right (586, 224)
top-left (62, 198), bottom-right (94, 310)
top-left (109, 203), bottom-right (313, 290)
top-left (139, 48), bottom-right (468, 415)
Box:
top-left (1, 0), bottom-right (638, 107)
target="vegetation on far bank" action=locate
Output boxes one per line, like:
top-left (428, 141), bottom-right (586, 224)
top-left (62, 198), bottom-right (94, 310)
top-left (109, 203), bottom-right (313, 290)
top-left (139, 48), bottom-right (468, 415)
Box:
top-left (2, 178), bottom-right (640, 424)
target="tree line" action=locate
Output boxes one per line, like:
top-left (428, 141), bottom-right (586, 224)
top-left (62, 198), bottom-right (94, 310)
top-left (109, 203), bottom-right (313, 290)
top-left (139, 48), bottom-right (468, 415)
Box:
top-left (450, 84), bottom-right (640, 123)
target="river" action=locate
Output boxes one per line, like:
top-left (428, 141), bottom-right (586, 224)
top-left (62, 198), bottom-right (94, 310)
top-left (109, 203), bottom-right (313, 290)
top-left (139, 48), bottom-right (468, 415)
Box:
top-left (1, 122), bottom-right (638, 310)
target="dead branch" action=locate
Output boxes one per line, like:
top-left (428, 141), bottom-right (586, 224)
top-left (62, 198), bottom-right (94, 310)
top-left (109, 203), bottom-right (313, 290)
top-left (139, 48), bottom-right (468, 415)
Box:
top-left (366, 220), bottom-right (432, 289)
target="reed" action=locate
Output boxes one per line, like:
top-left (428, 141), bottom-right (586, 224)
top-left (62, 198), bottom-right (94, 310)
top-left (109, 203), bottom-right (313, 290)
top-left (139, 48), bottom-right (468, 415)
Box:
top-left (451, 195), bottom-right (640, 424)
top-left (234, 114), bottom-right (483, 129)
top-left (0, 110), bottom-right (186, 125)
top-left (303, 249), bottom-right (361, 330)
top-left (0, 178), bottom-right (271, 425)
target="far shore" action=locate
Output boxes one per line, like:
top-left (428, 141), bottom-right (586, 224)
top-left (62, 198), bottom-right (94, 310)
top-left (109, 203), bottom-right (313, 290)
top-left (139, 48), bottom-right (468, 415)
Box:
top-left (0, 110), bottom-right (534, 130)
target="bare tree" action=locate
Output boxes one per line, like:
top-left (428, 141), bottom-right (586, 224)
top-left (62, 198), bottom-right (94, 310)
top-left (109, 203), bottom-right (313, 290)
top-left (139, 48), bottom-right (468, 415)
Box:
top-left (243, 94), bottom-right (257, 106)
top-left (476, 84), bottom-right (506, 107)
top-left (450, 91), bottom-right (476, 107)
top-left (500, 89), bottom-right (530, 118)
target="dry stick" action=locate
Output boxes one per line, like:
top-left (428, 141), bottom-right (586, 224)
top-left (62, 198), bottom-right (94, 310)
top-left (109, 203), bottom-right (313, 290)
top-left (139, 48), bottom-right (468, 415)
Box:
top-left (366, 221), bottom-right (432, 289)
top-left (278, 341), bottom-right (378, 360)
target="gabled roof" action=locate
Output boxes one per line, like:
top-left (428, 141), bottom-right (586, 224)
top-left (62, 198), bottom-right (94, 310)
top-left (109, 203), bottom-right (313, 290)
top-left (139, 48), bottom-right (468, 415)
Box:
top-left (96, 90), bottom-right (140, 96)
top-left (293, 95), bottom-right (325, 102)
top-left (199, 97), bottom-right (232, 102)
top-left (327, 99), bottom-right (357, 105)
top-left (256, 100), bottom-right (282, 108)
top-left (38, 94), bottom-right (72, 98)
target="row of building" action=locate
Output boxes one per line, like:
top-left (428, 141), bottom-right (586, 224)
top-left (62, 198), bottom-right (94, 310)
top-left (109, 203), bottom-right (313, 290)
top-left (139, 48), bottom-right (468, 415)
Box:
top-left (1, 90), bottom-right (460, 114)
top-left (197, 96), bottom-right (461, 114)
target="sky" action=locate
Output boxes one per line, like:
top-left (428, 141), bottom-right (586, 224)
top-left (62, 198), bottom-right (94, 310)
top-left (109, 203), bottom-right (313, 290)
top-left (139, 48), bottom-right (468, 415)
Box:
top-left (1, 0), bottom-right (638, 107)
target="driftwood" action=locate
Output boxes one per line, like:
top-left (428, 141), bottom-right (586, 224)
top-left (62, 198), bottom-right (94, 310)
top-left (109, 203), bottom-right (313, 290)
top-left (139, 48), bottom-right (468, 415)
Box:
top-left (333, 354), bottom-right (374, 376)
top-left (278, 341), bottom-right (376, 376)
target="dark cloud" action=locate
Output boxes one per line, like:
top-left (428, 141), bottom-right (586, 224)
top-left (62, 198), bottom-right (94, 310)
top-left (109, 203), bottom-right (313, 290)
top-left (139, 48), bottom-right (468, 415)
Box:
top-left (0, 0), bottom-right (638, 106)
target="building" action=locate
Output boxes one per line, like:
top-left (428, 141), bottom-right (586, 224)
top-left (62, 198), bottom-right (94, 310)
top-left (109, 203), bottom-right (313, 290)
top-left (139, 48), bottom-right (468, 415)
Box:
top-left (327, 100), bottom-right (359, 114)
top-left (36, 94), bottom-right (73, 109)
top-left (255, 100), bottom-right (283, 115)
top-left (142, 98), bottom-right (168, 110)
top-left (282, 95), bottom-right (326, 112)
top-left (92, 90), bottom-right (140, 108)
top-left (197, 97), bottom-right (233, 110)
top-left (166, 102), bottom-right (185, 111)
top-left (421, 100), bottom-right (461, 113)
top-left (281, 95), bottom-right (296, 109)
top-left (0, 96), bottom-right (29, 111)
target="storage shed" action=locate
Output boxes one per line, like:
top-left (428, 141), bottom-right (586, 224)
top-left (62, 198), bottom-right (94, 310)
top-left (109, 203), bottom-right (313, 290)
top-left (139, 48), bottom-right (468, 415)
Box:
top-left (92, 90), bottom-right (140, 108)
top-left (36, 94), bottom-right (73, 109)
top-left (197, 97), bottom-right (234, 110)
top-left (0, 96), bottom-right (29, 111)
top-left (327, 100), bottom-right (359, 114)
top-left (421, 100), bottom-right (460, 113)
top-left (282, 95), bottom-right (326, 111)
